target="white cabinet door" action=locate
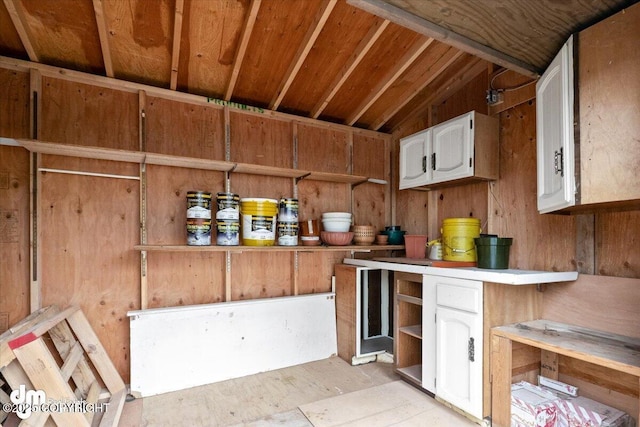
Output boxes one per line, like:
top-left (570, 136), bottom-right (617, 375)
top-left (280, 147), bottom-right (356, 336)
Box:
top-left (399, 129), bottom-right (430, 189)
top-left (432, 277), bottom-right (483, 420)
top-left (421, 276), bottom-right (436, 394)
top-left (431, 112), bottom-right (473, 183)
top-left (536, 35), bottom-right (575, 213)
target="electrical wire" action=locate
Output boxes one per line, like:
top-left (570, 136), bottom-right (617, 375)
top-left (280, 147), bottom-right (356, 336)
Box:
top-left (490, 68), bottom-right (538, 92)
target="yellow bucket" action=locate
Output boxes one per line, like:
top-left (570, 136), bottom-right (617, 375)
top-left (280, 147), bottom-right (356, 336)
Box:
top-left (441, 218), bottom-right (481, 262)
top-left (240, 198), bottom-right (278, 246)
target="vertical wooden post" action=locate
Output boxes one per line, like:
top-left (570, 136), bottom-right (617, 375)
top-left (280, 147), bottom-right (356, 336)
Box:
top-left (491, 333), bottom-right (512, 427)
top-left (29, 68), bottom-right (42, 312)
top-left (224, 106), bottom-right (232, 302)
top-left (576, 214), bottom-right (595, 274)
top-left (540, 349), bottom-right (559, 380)
top-left (139, 90), bottom-right (148, 310)
top-left (292, 123), bottom-right (299, 296)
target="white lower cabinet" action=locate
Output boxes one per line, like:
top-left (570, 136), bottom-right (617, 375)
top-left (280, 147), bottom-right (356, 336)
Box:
top-left (426, 276), bottom-right (483, 420)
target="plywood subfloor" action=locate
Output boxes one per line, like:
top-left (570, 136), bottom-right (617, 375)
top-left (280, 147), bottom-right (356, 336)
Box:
top-left (113, 357), bottom-right (476, 426)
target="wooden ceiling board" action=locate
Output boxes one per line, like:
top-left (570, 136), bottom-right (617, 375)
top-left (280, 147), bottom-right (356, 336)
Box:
top-left (232, 0), bottom-right (324, 108)
top-left (382, 0), bottom-right (636, 71)
top-left (17, 0), bottom-right (103, 72)
top-left (104, 0), bottom-right (173, 87)
top-left (320, 22), bottom-right (424, 123)
top-left (0, 2), bottom-right (27, 58)
top-left (176, 0), bottom-right (246, 98)
top-left (0, 0), bottom-right (632, 133)
top-left (278, 1), bottom-right (378, 115)
top-left (356, 40), bottom-right (454, 127)
top-left (382, 53), bottom-right (486, 131)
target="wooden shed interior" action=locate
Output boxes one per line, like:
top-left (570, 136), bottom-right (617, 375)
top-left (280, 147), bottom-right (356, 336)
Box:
top-left (1, 0), bottom-right (639, 425)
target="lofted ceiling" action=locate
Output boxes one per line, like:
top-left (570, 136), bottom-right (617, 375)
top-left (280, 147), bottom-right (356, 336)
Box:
top-left (0, 0), bottom-right (635, 133)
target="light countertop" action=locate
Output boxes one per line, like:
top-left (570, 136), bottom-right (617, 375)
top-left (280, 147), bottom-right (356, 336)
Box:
top-left (343, 258), bottom-right (578, 285)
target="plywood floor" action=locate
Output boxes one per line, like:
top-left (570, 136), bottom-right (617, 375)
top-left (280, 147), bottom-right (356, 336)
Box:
top-left (115, 357), bottom-right (477, 426)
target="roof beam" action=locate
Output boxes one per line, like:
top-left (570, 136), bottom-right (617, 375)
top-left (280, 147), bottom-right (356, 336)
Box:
top-left (370, 46), bottom-right (463, 130)
top-left (169, 0), bottom-right (185, 90)
top-left (310, 18), bottom-right (389, 119)
top-left (269, 0), bottom-right (337, 111)
top-left (393, 55), bottom-right (488, 132)
top-left (225, 0), bottom-right (261, 100)
top-left (346, 36), bottom-right (434, 126)
top-left (3, 0), bottom-right (39, 62)
top-left (347, 0), bottom-right (539, 78)
top-left (92, 0), bottom-right (114, 77)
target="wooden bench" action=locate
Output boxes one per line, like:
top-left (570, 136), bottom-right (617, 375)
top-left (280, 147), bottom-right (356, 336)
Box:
top-left (491, 319), bottom-right (640, 427)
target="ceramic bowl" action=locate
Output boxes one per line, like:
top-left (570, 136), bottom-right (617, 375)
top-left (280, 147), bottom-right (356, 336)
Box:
top-left (320, 231), bottom-right (353, 246)
top-left (375, 234), bottom-right (389, 245)
top-left (322, 212), bottom-right (352, 219)
top-left (321, 219), bottom-right (352, 232)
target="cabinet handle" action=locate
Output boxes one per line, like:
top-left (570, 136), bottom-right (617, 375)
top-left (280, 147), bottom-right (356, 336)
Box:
top-left (468, 337), bottom-right (475, 362)
top-left (422, 155), bottom-right (427, 173)
top-left (431, 153), bottom-right (436, 171)
top-left (554, 147), bottom-right (564, 177)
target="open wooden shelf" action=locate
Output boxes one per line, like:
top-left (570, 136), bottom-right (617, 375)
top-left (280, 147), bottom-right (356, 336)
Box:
top-left (11, 138), bottom-right (386, 185)
top-left (397, 364), bottom-right (422, 384)
top-left (399, 324), bottom-right (422, 339)
top-left (134, 244), bottom-right (404, 253)
top-left (145, 152), bottom-right (233, 171)
top-left (397, 294), bottom-right (423, 306)
top-left (16, 138), bottom-right (146, 163)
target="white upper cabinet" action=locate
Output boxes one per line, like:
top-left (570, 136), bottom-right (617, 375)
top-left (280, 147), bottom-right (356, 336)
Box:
top-left (398, 111), bottom-right (498, 190)
top-left (399, 129), bottom-right (431, 189)
top-left (536, 3), bottom-right (640, 213)
top-left (536, 35), bottom-right (575, 213)
top-left (432, 112), bottom-right (474, 183)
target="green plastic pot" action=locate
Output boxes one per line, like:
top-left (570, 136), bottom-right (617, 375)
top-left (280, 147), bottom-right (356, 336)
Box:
top-left (474, 237), bottom-right (513, 269)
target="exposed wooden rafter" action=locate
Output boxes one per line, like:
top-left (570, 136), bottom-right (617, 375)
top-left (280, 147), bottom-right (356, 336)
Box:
top-left (169, 0), bottom-right (185, 90)
top-left (346, 36), bottom-right (434, 126)
top-left (92, 0), bottom-right (114, 77)
top-left (370, 46), bottom-right (463, 130)
top-left (269, 0), bottom-right (337, 110)
top-left (394, 55), bottom-right (487, 131)
top-left (347, 0), bottom-right (539, 78)
top-left (225, 0), bottom-right (261, 100)
top-left (3, 0), bottom-right (39, 62)
top-left (310, 18), bottom-right (390, 119)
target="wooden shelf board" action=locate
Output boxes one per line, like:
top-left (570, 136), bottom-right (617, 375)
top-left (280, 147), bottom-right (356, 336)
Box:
top-left (399, 324), bottom-right (422, 339)
top-left (306, 171), bottom-right (368, 184)
top-left (12, 139), bottom-right (388, 185)
top-left (397, 364), bottom-right (422, 384)
top-left (17, 139), bottom-right (146, 163)
top-left (397, 294), bottom-right (422, 306)
top-left (492, 319), bottom-right (640, 376)
top-left (232, 162), bottom-right (308, 179)
top-left (144, 152), bottom-right (234, 172)
top-left (134, 244), bottom-right (404, 253)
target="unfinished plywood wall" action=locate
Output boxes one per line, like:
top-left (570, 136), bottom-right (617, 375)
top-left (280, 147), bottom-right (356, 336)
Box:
top-left (489, 101), bottom-right (576, 271)
top-left (392, 72), bottom-right (491, 240)
top-left (0, 61), bottom-right (392, 381)
top-left (0, 69), bottom-right (30, 331)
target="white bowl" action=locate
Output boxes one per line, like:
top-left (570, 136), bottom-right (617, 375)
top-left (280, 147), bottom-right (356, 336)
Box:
top-left (321, 220), bottom-right (351, 232)
top-left (322, 212), bottom-right (352, 219)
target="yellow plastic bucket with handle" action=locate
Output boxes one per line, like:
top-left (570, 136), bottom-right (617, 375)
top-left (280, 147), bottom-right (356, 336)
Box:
top-left (240, 198), bottom-right (278, 246)
top-left (441, 218), bottom-right (481, 262)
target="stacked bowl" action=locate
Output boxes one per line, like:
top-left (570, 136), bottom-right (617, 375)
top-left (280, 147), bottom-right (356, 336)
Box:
top-left (321, 212), bottom-right (353, 245)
